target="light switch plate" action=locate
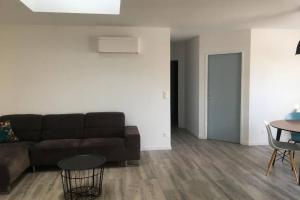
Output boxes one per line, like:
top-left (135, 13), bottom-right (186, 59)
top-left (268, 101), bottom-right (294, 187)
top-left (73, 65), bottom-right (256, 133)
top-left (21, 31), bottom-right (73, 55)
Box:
top-left (163, 91), bottom-right (169, 100)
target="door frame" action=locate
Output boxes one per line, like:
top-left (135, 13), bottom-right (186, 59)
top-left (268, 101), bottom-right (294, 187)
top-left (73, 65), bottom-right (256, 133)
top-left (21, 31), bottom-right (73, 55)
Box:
top-left (204, 50), bottom-right (247, 145)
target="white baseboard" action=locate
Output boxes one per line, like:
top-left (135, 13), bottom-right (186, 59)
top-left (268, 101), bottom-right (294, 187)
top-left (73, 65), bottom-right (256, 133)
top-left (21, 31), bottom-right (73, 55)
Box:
top-left (141, 145), bottom-right (172, 151)
top-left (198, 135), bottom-right (206, 139)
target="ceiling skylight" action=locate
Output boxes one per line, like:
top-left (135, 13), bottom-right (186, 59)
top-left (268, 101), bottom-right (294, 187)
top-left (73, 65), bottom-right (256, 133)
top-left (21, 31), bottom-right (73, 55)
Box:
top-left (19, 0), bottom-right (121, 15)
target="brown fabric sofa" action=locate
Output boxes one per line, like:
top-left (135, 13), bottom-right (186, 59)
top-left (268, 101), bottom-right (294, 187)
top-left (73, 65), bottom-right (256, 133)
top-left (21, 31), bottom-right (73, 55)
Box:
top-left (0, 112), bottom-right (140, 192)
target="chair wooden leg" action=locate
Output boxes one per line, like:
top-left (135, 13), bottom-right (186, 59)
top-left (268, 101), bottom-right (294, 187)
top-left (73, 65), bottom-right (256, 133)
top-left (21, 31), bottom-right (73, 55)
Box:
top-left (266, 149), bottom-right (277, 176)
top-left (292, 156), bottom-right (298, 183)
top-left (288, 151), bottom-right (298, 182)
top-left (288, 151), bottom-right (293, 173)
top-left (293, 151), bottom-right (295, 159)
top-left (272, 149), bottom-right (278, 166)
top-left (293, 159), bottom-right (299, 183)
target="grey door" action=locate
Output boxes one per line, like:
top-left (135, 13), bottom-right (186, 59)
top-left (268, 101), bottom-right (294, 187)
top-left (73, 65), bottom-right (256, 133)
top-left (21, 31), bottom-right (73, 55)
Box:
top-left (207, 53), bottom-right (241, 143)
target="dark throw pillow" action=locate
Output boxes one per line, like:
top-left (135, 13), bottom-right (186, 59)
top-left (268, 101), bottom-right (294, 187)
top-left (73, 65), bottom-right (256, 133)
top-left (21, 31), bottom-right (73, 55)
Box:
top-left (0, 121), bottom-right (19, 143)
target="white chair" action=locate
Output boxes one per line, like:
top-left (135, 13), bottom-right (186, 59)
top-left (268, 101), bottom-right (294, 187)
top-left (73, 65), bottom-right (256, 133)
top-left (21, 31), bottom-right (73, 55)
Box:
top-left (264, 121), bottom-right (300, 183)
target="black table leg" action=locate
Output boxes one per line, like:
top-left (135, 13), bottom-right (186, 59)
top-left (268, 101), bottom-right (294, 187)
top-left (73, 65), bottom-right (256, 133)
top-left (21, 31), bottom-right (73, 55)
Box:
top-left (272, 129), bottom-right (282, 166)
top-left (276, 129), bottom-right (282, 141)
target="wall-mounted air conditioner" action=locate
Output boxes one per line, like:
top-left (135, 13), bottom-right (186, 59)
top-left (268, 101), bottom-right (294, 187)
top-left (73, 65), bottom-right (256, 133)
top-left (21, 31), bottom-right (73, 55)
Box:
top-left (98, 37), bottom-right (140, 54)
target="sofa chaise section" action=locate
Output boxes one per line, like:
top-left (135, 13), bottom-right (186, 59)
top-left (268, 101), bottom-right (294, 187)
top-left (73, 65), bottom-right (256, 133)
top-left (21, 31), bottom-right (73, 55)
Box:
top-left (0, 114), bottom-right (42, 192)
top-left (0, 142), bottom-right (32, 192)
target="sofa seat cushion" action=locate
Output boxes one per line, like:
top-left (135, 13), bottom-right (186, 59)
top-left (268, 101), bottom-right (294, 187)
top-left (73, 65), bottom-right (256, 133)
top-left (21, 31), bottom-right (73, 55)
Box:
top-left (78, 138), bottom-right (126, 162)
top-left (30, 139), bottom-right (81, 166)
top-left (0, 142), bottom-right (32, 188)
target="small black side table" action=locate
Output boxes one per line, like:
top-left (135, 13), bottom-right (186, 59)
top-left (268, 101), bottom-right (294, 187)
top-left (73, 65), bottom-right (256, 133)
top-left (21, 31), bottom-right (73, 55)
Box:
top-left (58, 155), bottom-right (106, 200)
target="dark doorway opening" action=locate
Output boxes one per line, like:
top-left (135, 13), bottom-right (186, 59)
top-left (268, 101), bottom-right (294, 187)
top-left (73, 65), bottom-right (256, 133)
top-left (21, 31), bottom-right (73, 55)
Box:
top-left (171, 60), bottom-right (179, 127)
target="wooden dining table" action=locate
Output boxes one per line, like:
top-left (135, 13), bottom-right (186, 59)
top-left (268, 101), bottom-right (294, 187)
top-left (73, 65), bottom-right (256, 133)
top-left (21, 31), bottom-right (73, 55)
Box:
top-left (270, 120), bottom-right (300, 141)
top-left (270, 120), bottom-right (300, 185)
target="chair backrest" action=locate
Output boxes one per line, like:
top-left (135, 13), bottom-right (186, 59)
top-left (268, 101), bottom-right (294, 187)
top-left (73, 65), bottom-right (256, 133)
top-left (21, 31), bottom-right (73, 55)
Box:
top-left (285, 112), bottom-right (300, 121)
top-left (264, 121), bottom-right (277, 149)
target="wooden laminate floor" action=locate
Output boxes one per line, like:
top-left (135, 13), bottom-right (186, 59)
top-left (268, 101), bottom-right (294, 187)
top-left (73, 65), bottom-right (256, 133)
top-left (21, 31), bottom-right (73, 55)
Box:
top-left (1, 128), bottom-right (300, 200)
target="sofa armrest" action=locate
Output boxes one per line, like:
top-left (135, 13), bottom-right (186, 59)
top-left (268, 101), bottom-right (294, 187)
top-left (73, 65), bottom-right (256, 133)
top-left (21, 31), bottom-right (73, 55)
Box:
top-left (124, 126), bottom-right (140, 160)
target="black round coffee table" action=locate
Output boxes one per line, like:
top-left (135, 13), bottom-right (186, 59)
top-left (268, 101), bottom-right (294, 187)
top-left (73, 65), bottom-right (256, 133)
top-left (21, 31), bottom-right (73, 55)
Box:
top-left (58, 155), bottom-right (106, 200)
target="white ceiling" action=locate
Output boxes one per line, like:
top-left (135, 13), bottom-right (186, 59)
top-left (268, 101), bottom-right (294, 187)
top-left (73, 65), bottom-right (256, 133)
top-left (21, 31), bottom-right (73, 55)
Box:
top-left (1, 0), bottom-right (300, 40)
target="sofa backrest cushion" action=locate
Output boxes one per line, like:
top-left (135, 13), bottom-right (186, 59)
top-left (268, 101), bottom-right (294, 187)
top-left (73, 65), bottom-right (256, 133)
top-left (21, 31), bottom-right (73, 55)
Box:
top-left (84, 112), bottom-right (125, 138)
top-left (42, 114), bottom-right (84, 140)
top-left (0, 114), bottom-right (42, 141)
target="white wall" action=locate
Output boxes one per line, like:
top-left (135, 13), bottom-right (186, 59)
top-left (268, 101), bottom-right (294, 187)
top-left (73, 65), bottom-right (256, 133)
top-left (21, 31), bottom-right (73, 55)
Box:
top-left (171, 41), bottom-right (185, 128)
top-left (199, 30), bottom-right (251, 144)
top-left (0, 25), bottom-right (171, 150)
top-left (184, 37), bottom-right (200, 136)
top-left (249, 29), bottom-right (300, 145)
top-left (170, 29), bottom-right (300, 146)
